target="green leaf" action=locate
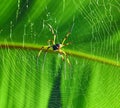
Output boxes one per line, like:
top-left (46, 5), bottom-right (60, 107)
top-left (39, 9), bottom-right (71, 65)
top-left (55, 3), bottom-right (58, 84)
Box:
top-left (0, 0), bottom-right (120, 108)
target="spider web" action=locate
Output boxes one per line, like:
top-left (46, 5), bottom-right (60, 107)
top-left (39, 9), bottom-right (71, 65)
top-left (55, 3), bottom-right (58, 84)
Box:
top-left (0, 0), bottom-right (120, 108)
top-left (73, 0), bottom-right (120, 58)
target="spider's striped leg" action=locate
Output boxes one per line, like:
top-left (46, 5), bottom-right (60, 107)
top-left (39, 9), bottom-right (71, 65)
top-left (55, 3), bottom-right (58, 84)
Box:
top-left (47, 24), bottom-right (56, 44)
top-left (58, 49), bottom-right (70, 65)
top-left (38, 46), bottom-right (52, 57)
top-left (63, 42), bottom-right (72, 46)
top-left (47, 40), bottom-right (54, 46)
top-left (37, 46), bottom-right (44, 57)
top-left (45, 46), bottom-right (51, 53)
top-left (60, 54), bottom-right (65, 61)
top-left (62, 32), bottom-right (71, 45)
top-left (66, 56), bottom-right (70, 65)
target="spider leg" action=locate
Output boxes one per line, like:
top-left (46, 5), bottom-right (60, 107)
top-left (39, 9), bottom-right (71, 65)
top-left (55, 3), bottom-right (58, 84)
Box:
top-left (63, 42), bottom-right (71, 46)
top-left (58, 49), bottom-right (70, 65)
top-left (45, 46), bottom-right (51, 53)
top-left (47, 24), bottom-right (56, 44)
top-left (37, 46), bottom-right (51, 58)
top-left (62, 32), bottom-right (71, 45)
top-left (37, 46), bottom-right (44, 57)
top-left (60, 54), bottom-right (65, 61)
top-left (47, 39), bottom-right (54, 45)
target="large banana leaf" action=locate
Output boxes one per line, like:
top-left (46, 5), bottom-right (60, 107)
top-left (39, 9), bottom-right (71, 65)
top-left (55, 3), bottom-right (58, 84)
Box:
top-left (0, 0), bottom-right (120, 108)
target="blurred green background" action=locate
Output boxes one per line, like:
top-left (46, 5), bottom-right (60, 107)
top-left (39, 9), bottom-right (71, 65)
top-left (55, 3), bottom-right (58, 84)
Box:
top-left (0, 0), bottom-right (120, 108)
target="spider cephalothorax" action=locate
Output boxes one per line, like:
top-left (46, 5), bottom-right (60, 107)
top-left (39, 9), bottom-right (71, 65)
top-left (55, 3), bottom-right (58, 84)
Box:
top-left (37, 24), bottom-right (71, 64)
top-left (52, 44), bottom-right (61, 50)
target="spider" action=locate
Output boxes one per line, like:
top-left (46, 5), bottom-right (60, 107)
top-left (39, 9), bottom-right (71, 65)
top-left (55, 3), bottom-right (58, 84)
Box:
top-left (37, 24), bottom-right (71, 65)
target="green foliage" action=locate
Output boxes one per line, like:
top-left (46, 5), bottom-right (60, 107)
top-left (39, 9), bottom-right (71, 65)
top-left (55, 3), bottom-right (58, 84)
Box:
top-left (0, 0), bottom-right (120, 108)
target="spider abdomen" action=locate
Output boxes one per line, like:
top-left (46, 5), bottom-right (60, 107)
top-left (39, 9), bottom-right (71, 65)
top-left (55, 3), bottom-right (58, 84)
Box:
top-left (52, 44), bottom-right (60, 50)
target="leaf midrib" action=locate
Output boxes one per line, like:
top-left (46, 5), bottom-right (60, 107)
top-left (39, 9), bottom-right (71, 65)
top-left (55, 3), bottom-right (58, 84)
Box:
top-left (0, 42), bottom-right (120, 67)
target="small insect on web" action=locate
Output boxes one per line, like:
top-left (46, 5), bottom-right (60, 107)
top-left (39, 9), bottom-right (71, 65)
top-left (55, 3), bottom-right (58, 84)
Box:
top-left (37, 24), bottom-right (71, 65)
